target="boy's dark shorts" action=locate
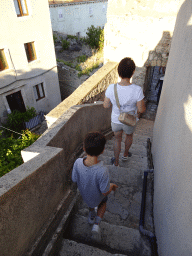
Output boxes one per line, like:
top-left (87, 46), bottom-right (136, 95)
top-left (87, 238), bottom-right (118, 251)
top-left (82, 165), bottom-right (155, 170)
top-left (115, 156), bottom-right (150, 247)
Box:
top-left (98, 196), bottom-right (108, 207)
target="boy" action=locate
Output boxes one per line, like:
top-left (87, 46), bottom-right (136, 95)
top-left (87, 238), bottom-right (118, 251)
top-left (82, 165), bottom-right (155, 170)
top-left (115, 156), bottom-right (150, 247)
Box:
top-left (72, 132), bottom-right (118, 238)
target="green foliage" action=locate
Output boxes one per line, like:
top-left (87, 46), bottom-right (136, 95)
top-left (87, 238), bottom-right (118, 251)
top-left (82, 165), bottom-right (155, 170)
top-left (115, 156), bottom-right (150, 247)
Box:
top-left (61, 39), bottom-right (70, 50)
top-left (53, 34), bottom-right (57, 43)
top-left (0, 130), bottom-right (40, 177)
top-left (57, 59), bottom-right (73, 68)
top-left (5, 107), bottom-right (36, 137)
top-left (75, 64), bottom-right (81, 71)
top-left (67, 35), bottom-right (78, 40)
top-left (98, 29), bottom-right (104, 51)
top-left (75, 55), bottom-right (87, 71)
top-left (86, 26), bottom-right (104, 50)
top-left (78, 62), bottom-right (100, 77)
top-left (77, 55), bottom-right (87, 63)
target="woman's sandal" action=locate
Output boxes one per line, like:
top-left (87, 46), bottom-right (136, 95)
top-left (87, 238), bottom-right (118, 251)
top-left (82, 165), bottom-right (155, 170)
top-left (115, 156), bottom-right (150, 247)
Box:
top-left (122, 152), bottom-right (132, 161)
top-left (111, 157), bottom-right (119, 167)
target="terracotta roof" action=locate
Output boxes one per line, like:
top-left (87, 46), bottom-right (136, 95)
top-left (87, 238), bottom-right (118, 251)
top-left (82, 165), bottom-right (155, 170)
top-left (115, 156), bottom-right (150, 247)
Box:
top-left (49, 0), bottom-right (96, 4)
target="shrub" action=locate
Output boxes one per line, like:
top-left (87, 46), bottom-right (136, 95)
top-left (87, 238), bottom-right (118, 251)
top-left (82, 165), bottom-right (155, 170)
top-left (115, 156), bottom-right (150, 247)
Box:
top-left (5, 107), bottom-right (36, 137)
top-left (75, 64), bottom-right (81, 71)
top-left (67, 35), bottom-right (78, 40)
top-left (61, 39), bottom-right (70, 50)
top-left (78, 62), bottom-right (100, 77)
top-left (0, 130), bottom-right (40, 177)
top-left (86, 25), bottom-right (104, 50)
top-left (53, 34), bottom-right (57, 43)
top-left (57, 59), bottom-right (73, 68)
top-left (77, 55), bottom-right (87, 63)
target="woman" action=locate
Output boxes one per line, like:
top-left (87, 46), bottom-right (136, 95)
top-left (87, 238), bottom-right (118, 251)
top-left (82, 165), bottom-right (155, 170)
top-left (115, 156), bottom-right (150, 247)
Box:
top-left (103, 57), bottom-right (146, 166)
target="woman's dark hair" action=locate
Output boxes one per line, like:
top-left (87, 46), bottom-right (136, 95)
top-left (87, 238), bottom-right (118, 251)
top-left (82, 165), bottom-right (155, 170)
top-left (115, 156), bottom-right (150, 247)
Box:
top-left (84, 132), bottom-right (106, 156)
top-left (118, 57), bottom-right (136, 79)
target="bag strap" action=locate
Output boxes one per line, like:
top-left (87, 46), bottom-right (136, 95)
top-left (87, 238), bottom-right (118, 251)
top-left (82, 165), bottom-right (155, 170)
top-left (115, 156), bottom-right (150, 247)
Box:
top-left (114, 83), bottom-right (121, 109)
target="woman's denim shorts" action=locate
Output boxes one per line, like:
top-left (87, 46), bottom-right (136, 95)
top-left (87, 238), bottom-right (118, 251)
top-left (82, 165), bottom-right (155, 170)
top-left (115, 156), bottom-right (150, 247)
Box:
top-left (111, 122), bottom-right (136, 135)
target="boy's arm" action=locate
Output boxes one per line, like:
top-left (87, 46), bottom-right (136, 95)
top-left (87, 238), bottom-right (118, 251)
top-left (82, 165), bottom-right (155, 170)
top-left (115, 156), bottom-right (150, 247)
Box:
top-left (102, 183), bottom-right (118, 196)
top-left (71, 161), bottom-right (77, 183)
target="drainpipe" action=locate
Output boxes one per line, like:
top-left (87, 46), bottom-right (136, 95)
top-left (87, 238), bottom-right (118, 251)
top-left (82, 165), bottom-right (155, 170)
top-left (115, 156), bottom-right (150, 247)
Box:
top-left (139, 169), bottom-right (158, 256)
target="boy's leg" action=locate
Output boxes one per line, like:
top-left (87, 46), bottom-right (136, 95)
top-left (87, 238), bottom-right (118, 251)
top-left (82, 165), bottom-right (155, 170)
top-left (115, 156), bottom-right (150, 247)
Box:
top-left (88, 207), bottom-right (96, 224)
top-left (95, 197), bottom-right (107, 224)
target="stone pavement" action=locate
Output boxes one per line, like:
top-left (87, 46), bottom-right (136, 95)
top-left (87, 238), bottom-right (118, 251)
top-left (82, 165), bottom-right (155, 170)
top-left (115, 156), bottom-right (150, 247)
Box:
top-left (59, 118), bottom-right (155, 256)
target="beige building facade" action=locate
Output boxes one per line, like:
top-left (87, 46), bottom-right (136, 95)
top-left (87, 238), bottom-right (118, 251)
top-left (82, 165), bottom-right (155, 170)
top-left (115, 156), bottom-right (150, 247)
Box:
top-left (49, 0), bottom-right (108, 37)
top-left (0, 0), bottom-right (61, 124)
top-left (104, 0), bottom-right (182, 86)
top-left (152, 0), bottom-right (192, 255)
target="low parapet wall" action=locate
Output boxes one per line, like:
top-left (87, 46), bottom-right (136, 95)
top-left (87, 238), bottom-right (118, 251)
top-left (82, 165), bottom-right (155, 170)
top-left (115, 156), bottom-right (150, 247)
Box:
top-left (46, 61), bottom-right (118, 127)
top-left (0, 103), bottom-right (112, 256)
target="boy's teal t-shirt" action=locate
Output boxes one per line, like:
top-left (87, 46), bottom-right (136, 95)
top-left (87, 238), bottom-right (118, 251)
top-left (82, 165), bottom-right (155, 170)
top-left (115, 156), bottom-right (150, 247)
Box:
top-left (72, 157), bottom-right (110, 208)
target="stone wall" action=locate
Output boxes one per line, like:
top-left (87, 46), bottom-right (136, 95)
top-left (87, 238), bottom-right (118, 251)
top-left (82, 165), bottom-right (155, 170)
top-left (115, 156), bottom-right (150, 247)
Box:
top-left (0, 103), bottom-right (112, 256)
top-left (57, 64), bottom-right (80, 100)
top-left (104, 0), bottom-right (183, 87)
top-left (46, 61), bottom-right (118, 127)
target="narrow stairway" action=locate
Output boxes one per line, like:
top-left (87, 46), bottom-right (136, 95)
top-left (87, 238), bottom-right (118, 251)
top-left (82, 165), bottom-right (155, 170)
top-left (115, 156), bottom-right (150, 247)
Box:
top-left (59, 118), bottom-right (154, 256)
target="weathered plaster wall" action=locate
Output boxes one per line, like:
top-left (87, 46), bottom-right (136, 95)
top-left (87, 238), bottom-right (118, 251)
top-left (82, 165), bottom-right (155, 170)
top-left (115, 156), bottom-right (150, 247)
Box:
top-left (152, 0), bottom-right (192, 255)
top-left (104, 0), bottom-right (183, 86)
top-left (49, 0), bottom-right (107, 37)
top-left (0, 103), bottom-right (111, 256)
top-left (0, 0), bottom-right (61, 122)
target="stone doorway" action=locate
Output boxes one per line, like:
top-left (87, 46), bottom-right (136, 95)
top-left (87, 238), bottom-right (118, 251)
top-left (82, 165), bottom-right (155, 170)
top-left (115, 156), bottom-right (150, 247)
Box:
top-left (6, 90), bottom-right (26, 113)
top-left (142, 66), bottom-right (166, 120)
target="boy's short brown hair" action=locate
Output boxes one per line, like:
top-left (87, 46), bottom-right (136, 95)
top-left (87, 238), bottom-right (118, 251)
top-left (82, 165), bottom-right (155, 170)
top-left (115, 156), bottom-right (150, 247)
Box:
top-left (118, 57), bottom-right (136, 79)
top-left (84, 132), bottom-right (106, 156)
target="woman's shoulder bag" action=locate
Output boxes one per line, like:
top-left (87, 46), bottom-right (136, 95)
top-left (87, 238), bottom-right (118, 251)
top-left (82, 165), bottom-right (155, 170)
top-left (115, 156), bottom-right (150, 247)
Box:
top-left (114, 83), bottom-right (137, 127)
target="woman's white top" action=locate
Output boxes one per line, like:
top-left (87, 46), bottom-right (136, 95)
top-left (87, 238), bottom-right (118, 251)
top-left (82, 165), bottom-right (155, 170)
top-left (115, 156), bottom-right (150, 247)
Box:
top-left (105, 83), bottom-right (144, 124)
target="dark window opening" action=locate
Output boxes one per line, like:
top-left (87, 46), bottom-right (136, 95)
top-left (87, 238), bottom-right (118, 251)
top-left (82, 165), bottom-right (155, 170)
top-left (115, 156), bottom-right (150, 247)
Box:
top-left (33, 83), bottom-right (45, 101)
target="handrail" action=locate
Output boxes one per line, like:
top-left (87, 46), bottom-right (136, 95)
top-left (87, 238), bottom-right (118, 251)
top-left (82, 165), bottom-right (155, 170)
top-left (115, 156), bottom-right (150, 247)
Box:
top-left (139, 169), bottom-right (158, 256)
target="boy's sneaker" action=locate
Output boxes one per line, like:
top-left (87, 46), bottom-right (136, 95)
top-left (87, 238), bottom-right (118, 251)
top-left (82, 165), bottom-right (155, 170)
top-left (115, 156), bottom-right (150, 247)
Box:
top-left (91, 224), bottom-right (101, 240)
top-left (88, 210), bottom-right (96, 225)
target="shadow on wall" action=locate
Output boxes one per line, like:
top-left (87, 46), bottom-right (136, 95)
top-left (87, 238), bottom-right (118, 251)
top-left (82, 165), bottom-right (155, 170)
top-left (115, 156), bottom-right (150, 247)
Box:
top-left (152, 0), bottom-right (192, 255)
top-left (129, 30), bottom-right (172, 103)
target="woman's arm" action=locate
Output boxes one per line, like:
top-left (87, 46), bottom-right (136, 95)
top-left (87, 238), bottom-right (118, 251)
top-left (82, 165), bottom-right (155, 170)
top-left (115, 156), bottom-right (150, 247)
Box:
top-left (137, 99), bottom-right (146, 117)
top-left (103, 97), bottom-right (112, 108)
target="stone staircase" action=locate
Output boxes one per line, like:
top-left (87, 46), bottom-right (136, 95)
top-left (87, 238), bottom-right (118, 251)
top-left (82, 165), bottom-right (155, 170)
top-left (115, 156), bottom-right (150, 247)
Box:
top-left (59, 118), bottom-right (155, 256)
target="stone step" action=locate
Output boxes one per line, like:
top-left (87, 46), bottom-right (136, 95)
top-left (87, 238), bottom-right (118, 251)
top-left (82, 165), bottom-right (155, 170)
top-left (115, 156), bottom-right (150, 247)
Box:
top-left (59, 239), bottom-right (126, 256)
top-left (76, 164), bottom-right (153, 232)
top-left (68, 214), bottom-right (151, 256)
top-left (76, 189), bottom-right (153, 232)
top-left (104, 141), bottom-right (147, 158)
top-left (98, 154), bottom-right (148, 171)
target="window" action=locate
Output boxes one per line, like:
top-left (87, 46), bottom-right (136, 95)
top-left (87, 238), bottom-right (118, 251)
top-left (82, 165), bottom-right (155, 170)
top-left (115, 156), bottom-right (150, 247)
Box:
top-left (33, 83), bottom-right (45, 101)
top-left (14, 0), bottom-right (28, 17)
top-left (0, 49), bottom-right (9, 71)
top-left (24, 42), bottom-right (36, 62)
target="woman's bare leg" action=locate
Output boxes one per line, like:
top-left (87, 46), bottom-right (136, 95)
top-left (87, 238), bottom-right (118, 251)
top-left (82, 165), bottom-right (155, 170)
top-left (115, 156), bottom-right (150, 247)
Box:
top-left (124, 133), bottom-right (133, 157)
top-left (114, 130), bottom-right (123, 166)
